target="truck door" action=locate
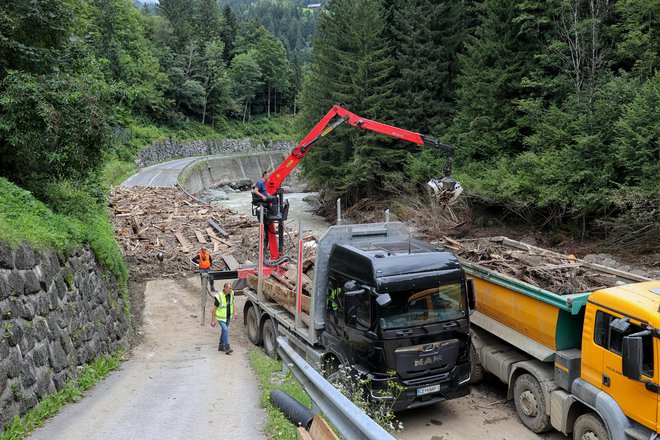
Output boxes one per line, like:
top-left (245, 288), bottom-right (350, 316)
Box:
top-left (343, 282), bottom-right (374, 365)
top-left (596, 310), bottom-right (657, 431)
top-left (582, 303), bottom-right (605, 388)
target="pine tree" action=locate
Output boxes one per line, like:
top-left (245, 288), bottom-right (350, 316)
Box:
top-left (221, 5), bottom-right (238, 63)
top-left (299, 0), bottom-right (396, 202)
top-left (389, 0), bottom-right (473, 134)
top-left (451, 0), bottom-right (538, 162)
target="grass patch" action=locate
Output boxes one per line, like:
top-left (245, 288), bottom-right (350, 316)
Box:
top-left (101, 159), bottom-right (138, 188)
top-left (0, 178), bottom-right (131, 322)
top-left (1, 350), bottom-right (124, 440)
top-left (248, 348), bottom-right (311, 440)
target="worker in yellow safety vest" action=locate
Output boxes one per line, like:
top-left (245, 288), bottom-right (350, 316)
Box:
top-left (211, 283), bottom-right (238, 354)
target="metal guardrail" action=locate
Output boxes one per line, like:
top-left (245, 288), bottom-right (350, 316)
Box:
top-left (276, 336), bottom-right (395, 440)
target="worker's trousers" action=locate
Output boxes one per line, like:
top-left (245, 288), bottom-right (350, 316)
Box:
top-left (199, 268), bottom-right (214, 290)
top-left (217, 320), bottom-right (230, 347)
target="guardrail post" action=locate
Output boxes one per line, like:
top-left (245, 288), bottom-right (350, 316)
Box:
top-left (336, 198), bottom-right (341, 225)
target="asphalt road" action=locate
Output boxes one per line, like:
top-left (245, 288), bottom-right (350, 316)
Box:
top-left (122, 157), bottom-right (201, 187)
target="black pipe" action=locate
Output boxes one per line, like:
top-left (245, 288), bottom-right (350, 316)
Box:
top-left (269, 389), bottom-right (314, 430)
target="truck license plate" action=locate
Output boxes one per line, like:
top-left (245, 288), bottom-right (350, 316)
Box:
top-left (416, 384), bottom-right (441, 396)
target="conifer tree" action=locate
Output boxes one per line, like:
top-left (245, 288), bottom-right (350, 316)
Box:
top-left (299, 0), bottom-right (396, 202)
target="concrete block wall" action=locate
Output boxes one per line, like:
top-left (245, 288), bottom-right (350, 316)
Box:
top-left (180, 151), bottom-right (294, 194)
top-left (136, 138), bottom-right (296, 168)
top-left (0, 242), bottom-right (130, 428)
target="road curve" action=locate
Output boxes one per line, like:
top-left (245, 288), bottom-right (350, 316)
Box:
top-left (122, 157), bottom-right (202, 187)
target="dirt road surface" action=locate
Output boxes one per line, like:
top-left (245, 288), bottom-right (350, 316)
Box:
top-left (26, 274), bottom-right (568, 440)
top-left (29, 277), bottom-right (265, 440)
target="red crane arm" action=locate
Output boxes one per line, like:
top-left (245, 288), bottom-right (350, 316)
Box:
top-left (264, 105), bottom-right (453, 195)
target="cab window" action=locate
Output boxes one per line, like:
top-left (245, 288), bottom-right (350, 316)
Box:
top-left (594, 310), bottom-right (654, 377)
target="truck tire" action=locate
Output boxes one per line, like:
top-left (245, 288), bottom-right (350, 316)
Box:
top-left (513, 373), bottom-right (551, 433)
top-left (262, 319), bottom-right (278, 359)
top-left (470, 344), bottom-right (485, 384)
top-left (246, 306), bottom-right (261, 346)
top-left (573, 413), bottom-right (609, 440)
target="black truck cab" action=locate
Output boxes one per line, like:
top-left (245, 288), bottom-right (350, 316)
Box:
top-left (320, 237), bottom-right (474, 411)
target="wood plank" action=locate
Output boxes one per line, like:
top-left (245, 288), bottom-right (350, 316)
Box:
top-left (194, 230), bottom-right (207, 244)
top-left (206, 227), bottom-right (233, 246)
top-left (222, 254), bottom-right (240, 271)
top-left (309, 415), bottom-right (339, 440)
top-left (208, 218), bottom-right (230, 237)
top-left (296, 427), bottom-right (312, 440)
top-left (174, 231), bottom-right (191, 252)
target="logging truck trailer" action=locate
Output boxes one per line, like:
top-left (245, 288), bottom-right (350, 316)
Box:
top-left (242, 221), bottom-right (476, 412)
top-left (463, 237), bottom-right (658, 440)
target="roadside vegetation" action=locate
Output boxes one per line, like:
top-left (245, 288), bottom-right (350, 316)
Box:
top-left (0, 178), bottom-right (130, 320)
top-left (0, 350), bottom-right (124, 440)
top-left (248, 348), bottom-right (312, 440)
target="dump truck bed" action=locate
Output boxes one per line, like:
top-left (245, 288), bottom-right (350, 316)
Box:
top-left (452, 237), bottom-right (651, 353)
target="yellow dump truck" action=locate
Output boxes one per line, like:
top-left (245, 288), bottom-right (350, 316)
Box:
top-left (462, 237), bottom-right (658, 440)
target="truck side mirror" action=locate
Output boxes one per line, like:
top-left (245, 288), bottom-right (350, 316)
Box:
top-left (376, 293), bottom-right (391, 307)
top-left (622, 335), bottom-right (643, 381)
top-left (466, 279), bottom-right (476, 315)
top-left (344, 288), bottom-right (364, 327)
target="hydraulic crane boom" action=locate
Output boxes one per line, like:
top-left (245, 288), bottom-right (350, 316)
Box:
top-left (254, 104), bottom-right (461, 263)
top-left (263, 105), bottom-right (457, 196)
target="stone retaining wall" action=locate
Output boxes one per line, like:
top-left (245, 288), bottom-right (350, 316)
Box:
top-left (136, 138), bottom-right (296, 168)
top-left (0, 242), bottom-right (130, 428)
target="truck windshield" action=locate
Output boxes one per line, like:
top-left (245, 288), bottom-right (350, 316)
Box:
top-left (379, 283), bottom-right (466, 330)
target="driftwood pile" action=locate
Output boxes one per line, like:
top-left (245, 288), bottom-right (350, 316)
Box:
top-left (444, 237), bottom-right (622, 295)
top-left (110, 186), bottom-right (320, 283)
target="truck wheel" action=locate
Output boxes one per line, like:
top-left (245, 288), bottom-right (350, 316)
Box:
top-left (246, 306), bottom-right (261, 346)
top-left (513, 373), bottom-right (551, 433)
top-left (573, 413), bottom-right (609, 440)
top-left (261, 319), bottom-right (278, 359)
top-left (470, 344), bottom-right (485, 384)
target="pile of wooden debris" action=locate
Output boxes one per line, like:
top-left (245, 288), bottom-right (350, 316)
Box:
top-left (442, 236), bottom-right (629, 295)
top-left (110, 186), bottom-right (319, 281)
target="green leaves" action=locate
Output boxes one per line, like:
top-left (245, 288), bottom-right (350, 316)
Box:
top-left (0, 71), bottom-right (113, 187)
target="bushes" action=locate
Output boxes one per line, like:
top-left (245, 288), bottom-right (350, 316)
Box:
top-left (0, 71), bottom-right (114, 190)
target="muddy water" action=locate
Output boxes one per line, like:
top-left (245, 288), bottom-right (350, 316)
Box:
top-left (219, 190), bottom-right (331, 236)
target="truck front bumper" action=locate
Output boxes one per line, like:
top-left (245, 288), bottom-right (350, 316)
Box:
top-left (367, 362), bottom-right (471, 412)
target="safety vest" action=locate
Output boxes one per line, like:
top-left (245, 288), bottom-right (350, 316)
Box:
top-left (198, 251), bottom-right (211, 269)
top-left (214, 291), bottom-right (234, 323)
top-left (327, 288), bottom-right (339, 311)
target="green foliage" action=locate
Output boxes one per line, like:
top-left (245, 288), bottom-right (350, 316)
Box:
top-left (614, 72), bottom-right (660, 191)
top-left (298, 0), bottom-right (397, 204)
top-left (328, 366), bottom-right (403, 435)
top-left (0, 178), bottom-right (130, 318)
top-left (248, 348), bottom-right (311, 440)
top-left (0, 71), bottom-right (114, 189)
top-left (88, 0), bottom-right (168, 116)
top-left (0, 0), bottom-right (78, 74)
top-left (0, 351), bottom-right (123, 440)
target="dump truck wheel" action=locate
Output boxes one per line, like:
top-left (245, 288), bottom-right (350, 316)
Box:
top-left (513, 373), bottom-right (551, 433)
top-left (470, 344), bottom-right (484, 384)
top-left (573, 413), bottom-right (609, 440)
top-left (262, 319), bottom-right (278, 359)
top-left (246, 306), bottom-right (261, 346)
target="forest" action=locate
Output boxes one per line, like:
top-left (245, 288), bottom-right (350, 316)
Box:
top-left (0, 0), bottom-right (657, 247)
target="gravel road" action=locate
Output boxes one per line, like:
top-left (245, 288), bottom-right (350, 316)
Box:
top-left (29, 277), bottom-right (265, 440)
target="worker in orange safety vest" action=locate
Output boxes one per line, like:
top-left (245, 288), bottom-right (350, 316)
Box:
top-left (192, 246), bottom-right (215, 291)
